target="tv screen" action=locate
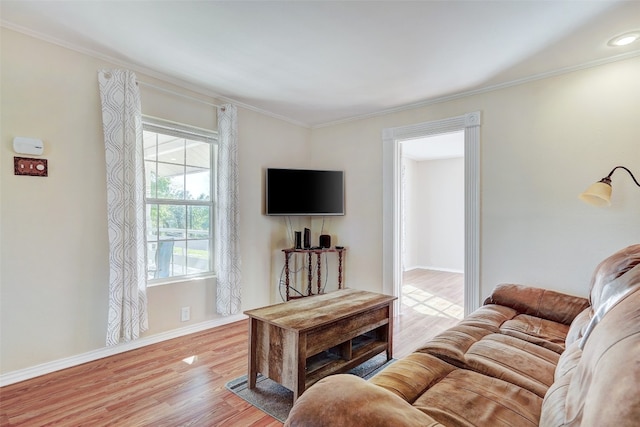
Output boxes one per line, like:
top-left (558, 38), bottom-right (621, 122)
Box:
top-left (266, 168), bottom-right (345, 216)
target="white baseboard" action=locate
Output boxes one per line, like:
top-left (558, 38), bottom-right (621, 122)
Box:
top-left (0, 314), bottom-right (247, 387)
top-left (404, 265), bottom-right (464, 274)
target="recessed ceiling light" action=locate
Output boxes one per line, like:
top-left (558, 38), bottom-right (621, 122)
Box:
top-left (608, 31), bottom-right (640, 47)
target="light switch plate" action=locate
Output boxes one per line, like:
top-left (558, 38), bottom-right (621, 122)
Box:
top-left (14, 157), bottom-right (48, 177)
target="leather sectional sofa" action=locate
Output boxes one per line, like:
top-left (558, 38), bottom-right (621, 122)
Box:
top-left (285, 244), bottom-right (640, 426)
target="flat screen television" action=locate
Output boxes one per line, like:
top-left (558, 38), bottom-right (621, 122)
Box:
top-left (266, 168), bottom-right (345, 216)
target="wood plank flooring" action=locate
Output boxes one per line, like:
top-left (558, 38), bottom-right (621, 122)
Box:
top-left (0, 270), bottom-right (462, 426)
top-left (395, 269), bottom-right (464, 359)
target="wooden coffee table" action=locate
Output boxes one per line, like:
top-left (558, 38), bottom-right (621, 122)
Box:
top-left (244, 289), bottom-right (396, 401)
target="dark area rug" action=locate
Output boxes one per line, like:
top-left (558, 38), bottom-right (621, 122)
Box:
top-left (225, 353), bottom-right (395, 423)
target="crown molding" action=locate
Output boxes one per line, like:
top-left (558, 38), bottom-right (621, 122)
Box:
top-left (0, 20), bottom-right (310, 129)
top-left (3, 20), bottom-right (639, 131)
top-left (312, 49), bottom-right (640, 129)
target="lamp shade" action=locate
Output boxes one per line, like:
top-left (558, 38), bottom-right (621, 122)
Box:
top-left (579, 181), bottom-right (612, 207)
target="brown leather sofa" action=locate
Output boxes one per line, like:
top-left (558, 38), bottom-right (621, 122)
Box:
top-left (285, 244), bottom-right (640, 426)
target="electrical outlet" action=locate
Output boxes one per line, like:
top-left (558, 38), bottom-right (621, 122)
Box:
top-left (181, 306), bottom-right (191, 322)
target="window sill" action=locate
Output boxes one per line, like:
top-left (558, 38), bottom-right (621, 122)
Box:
top-left (147, 273), bottom-right (216, 288)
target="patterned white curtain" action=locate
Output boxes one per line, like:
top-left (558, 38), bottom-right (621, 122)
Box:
top-left (216, 104), bottom-right (242, 315)
top-left (98, 69), bottom-right (148, 345)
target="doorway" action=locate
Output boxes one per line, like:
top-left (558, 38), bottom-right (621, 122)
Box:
top-left (382, 112), bottom-right (481, 316)
top-left (400, 132), bottom-right (465, 321)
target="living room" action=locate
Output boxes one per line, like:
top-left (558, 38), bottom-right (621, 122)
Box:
top-left (1, 1), bottom-right (639, 424)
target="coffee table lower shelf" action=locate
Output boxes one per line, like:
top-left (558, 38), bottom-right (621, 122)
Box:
top-left (305, 340), bottom-right (388, 387)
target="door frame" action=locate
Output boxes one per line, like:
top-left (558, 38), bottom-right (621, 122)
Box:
top-left (382, 112), bottom-right (481, 316)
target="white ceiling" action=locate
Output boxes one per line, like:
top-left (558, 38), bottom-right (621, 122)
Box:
top-left (2, 1), bottom-right (639, 127)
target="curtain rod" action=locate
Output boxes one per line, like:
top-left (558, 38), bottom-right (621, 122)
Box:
top-left (136, 80), bottom-right (224, 109)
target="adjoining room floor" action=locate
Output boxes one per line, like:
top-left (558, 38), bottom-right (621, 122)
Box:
top-left (393, 268), bottom-right (464, 359)
top-left (403, 268), bottom-right (464, 319)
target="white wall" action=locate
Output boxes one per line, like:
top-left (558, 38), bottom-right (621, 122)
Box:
top-left (309, 121), bottom-right (386, 291)
top-left (0, 28), bottom-right (310, 375)
top-left (2, 26), bottom-right (639, 378)
top-left (311, 55), bottom-right (640, 300)
top-left (404, 157), bottom-right (464, 272)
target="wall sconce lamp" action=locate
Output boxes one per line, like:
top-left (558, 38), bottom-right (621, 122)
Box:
top-left (579, 166), bottom-right (640, 206)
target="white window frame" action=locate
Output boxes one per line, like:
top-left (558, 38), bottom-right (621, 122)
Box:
top-left (143, 116), bottom-right (218, 286)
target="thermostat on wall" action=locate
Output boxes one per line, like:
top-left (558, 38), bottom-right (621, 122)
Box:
top-left (13, 137), bottom-right (44, 156)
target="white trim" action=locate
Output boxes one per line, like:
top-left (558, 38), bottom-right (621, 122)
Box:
top-left (142, 114), bottom-right (218, 139)
top-left (383, 112), bottom-right (481, 317)
top-left (404, 266), bottom-right (465, 275)
top-left (382, 128), bottom-right (403, 313)
top-left (464, 120), bottom-right (481, 315)
top-left (0, 314), bottom-right (247, 387)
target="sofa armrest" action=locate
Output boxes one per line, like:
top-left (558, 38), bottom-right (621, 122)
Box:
top-left (485, 284), bottom-right (589, 325)
top-left (285, 374), bottom-right (443, 427)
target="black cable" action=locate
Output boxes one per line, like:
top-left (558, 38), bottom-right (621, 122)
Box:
top-left (278, 251), bottom-right (305, 301)
top-left (609, 166), bottom-right (640, 187)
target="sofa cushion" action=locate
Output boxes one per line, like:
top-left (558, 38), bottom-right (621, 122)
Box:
top-left (456, 304), bottom-right (518, 331)
top-left (417, 301), bottom-right (565, 397)
top-left (418, 326), bottom-right (560, 397)
top-left (500, 314), bottom-right (569, 353)
top-left (464, 333), bottom-right (559, 397)
top-left (368, 352), bottom-right (455, 403)
top-left (416, 304), bottom-right (518, 366)
top-left (284, 374), bottom-right (444, 427)
top-left (412, 369), bottom-right (542, 427)
top-left (416, 324), bottom-right (494, 367)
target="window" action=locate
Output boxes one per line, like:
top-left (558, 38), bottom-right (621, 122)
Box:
top-left (143, 117), bottom-right (217, 284)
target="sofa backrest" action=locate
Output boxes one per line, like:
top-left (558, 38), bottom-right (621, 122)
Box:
top-left (588, 244), bottom-right (640, 310)
top-left (486, 284), bottom-right (589, 325)
top-left (579, 245), bottom-right (640, 351)
top-left (540, 244), bottom-right (640, 426)
top-left (540, 286), bottom-right (640, 426)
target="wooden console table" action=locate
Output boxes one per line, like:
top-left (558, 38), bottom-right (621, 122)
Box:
top-left (282, 247), bottom-right (345, 301)
top-left (245, 289), bottom-right (396, 401)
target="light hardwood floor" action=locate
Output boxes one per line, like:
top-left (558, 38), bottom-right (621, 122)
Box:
top-left (396, 268), bottom-right (464, 359)
top-left (0, 270), bottom-right (462, 426)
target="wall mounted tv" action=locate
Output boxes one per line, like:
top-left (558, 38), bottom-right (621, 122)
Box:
top-left (266, 168), bottom-right (345, 216)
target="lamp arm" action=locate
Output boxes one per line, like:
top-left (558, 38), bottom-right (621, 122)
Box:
top-left (606, 166), bottom-right (640, 188)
